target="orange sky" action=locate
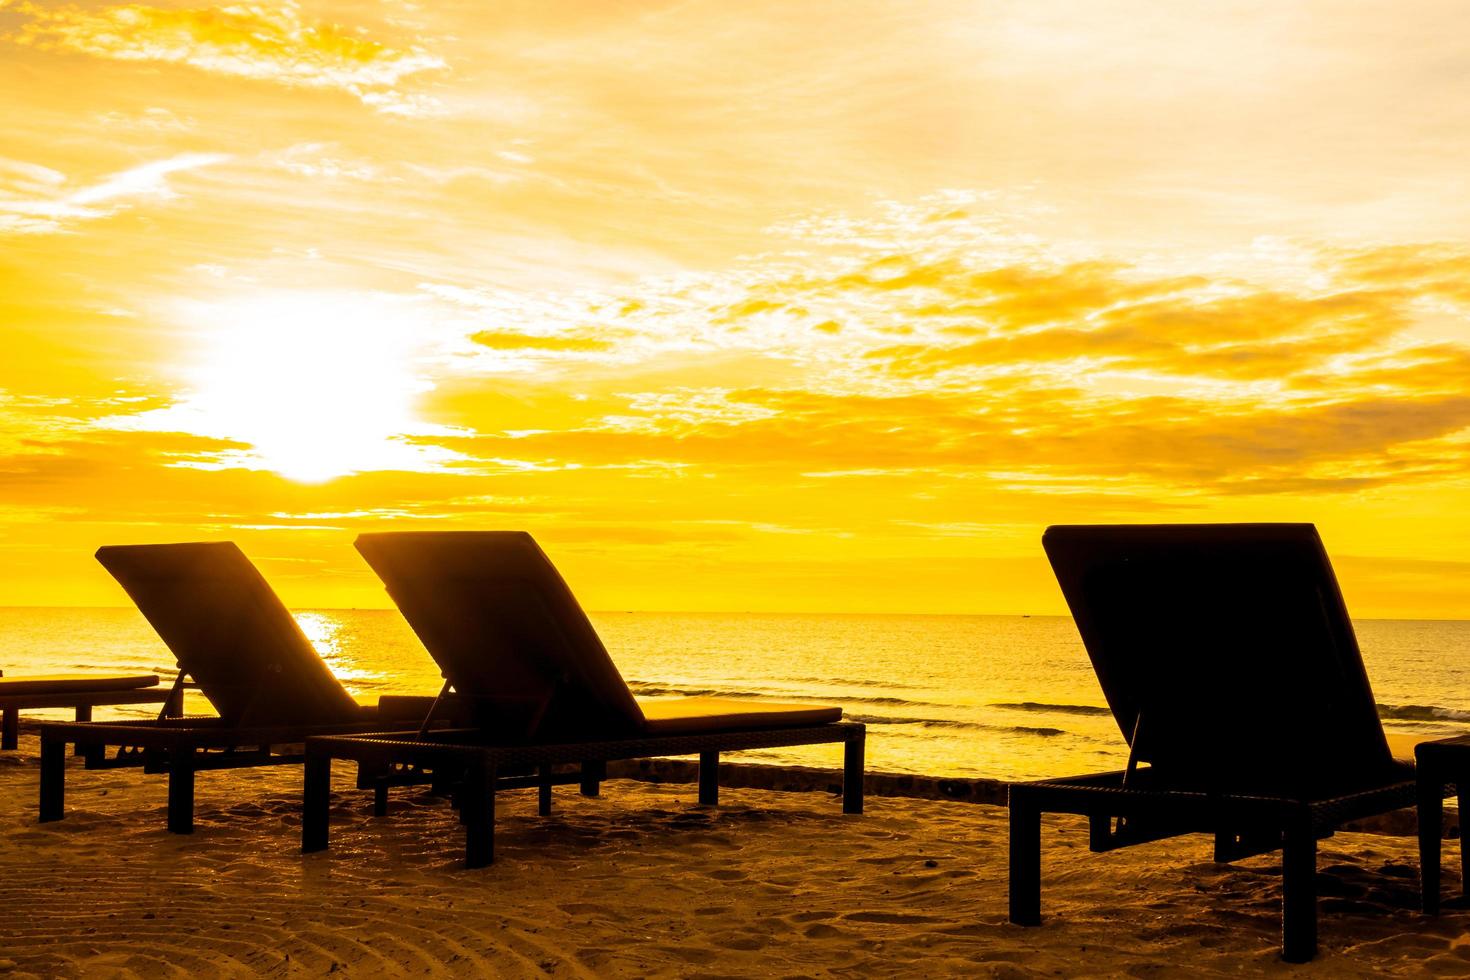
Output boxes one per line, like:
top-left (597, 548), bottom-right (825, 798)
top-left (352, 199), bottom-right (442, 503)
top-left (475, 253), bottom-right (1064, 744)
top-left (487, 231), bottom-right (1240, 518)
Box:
top-left (2, 1), bottom-right (1468, 616)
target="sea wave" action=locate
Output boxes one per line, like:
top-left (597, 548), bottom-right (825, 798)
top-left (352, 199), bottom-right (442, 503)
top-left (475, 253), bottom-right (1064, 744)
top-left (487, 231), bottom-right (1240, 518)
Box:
top-left (990, 699), bottom-right (1470, 726)
top-left (990, 701), bottom-right (1112, 717)
top-left (837, 695), bottom-right (930, 706)
top-left (781, 676), bottom-right (921, 690)
top-left (844, 713), bottom-right (1066, 737)
top-left (1378, 703), bottom-right (1470, 723)
top-left (627, 682), bottom-right (930, 707)
top-left (628, 684), bottom-right (770, 700)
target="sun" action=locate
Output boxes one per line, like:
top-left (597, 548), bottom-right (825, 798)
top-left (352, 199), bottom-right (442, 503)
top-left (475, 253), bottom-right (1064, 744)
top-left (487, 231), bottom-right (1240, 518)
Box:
top-left (138, 290), bottom-right (461, 482)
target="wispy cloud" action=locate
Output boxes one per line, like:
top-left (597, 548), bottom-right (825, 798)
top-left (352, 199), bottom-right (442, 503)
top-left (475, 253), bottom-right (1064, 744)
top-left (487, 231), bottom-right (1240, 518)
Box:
top-left (0, 152), bottom-right (228, 234)
top-left (94, 106), bottom-right (197, 132)
top-left (397, 194), bottom-right (1470, 500)
top-left (6, 2), bottom-right (445, 114)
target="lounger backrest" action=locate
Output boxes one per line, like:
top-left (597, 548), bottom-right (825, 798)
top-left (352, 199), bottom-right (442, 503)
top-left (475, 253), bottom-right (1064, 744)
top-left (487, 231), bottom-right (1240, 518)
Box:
top-left (95, 542), bottom-right (362, 727)
top-left (354, 531), bottom-right (644, 739)
top-left (1043, 523), bottom-right (1393, 795)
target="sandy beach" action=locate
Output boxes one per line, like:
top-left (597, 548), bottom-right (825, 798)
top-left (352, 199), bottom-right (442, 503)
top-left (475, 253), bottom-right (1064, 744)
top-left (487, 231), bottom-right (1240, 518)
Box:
top-left (2, 732), bottom-right (1468, 978)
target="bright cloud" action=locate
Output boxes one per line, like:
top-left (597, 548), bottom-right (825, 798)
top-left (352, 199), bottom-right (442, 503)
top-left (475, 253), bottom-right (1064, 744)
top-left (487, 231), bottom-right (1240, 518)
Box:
top-left (6, 2), bottom-right (445, 113)
top-left (399, 194), bottom-right (1470, 501)
top-left (0, 152), bottom-right (227, 233)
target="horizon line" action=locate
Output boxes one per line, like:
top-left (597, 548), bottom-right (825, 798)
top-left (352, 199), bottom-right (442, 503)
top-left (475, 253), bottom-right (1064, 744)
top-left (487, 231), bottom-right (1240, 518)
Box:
top-left (2, 605), bottom-right (1468, 624)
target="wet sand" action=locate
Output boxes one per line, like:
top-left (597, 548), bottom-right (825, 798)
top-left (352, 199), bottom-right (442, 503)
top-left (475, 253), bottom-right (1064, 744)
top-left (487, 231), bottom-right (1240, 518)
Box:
top-left (2, 733), bottom-right (1469, 978)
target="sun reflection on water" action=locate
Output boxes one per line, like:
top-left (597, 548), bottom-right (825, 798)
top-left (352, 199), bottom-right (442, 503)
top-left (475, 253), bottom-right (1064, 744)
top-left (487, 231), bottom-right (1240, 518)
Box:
top-left (293, 611), bottom-right (380, 688)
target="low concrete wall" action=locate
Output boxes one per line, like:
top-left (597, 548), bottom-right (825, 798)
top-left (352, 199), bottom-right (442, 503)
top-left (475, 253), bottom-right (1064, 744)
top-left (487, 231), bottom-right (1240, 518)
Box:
top-left (608, 757), bottom-right (1009, 805)
top-left (606, 758), bottom-right (1458, 839)
top-left (10, 718), bottom-right (1454, 839)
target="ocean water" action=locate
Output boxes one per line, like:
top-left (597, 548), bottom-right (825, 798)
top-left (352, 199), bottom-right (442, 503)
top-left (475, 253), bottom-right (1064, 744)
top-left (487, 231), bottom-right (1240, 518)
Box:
top-left (3, 608), bottom-right (1469, 782)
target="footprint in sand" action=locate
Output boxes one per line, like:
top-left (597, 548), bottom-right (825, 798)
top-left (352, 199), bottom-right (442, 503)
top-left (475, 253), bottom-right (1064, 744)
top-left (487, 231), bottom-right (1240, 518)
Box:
top-left (843, 911), bottom-right (944, 925)
top-left (710, 932), bottom-right (768, 951)
top-left (706, 869), bottom-right (747, 881)
top-left (802, 922), bottom-right (857, 940)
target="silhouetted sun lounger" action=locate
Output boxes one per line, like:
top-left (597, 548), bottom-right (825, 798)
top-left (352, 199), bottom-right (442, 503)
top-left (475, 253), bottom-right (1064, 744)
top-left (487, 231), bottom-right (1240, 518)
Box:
top-left (1008, 523), bottom-right (1438, 962)
top-left (300, 531), bottom-right (865, 866)
top-left (37, 542), bottom-right (446, 833)
top-left (1, 672), bottom-right (175, 750)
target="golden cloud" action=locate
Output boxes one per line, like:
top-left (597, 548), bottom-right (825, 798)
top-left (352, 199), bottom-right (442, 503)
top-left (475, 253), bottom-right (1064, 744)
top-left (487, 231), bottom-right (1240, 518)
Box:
top-left (6, 2), bottom-right (444, 113)
top-left (471, 330), bottom-right (612, 353)
top-left (16, 193), bottom-right (1470, 557)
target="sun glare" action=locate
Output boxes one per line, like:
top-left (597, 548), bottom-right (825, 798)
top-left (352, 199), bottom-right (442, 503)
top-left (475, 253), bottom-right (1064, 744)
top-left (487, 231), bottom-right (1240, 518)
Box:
top-left (155, 291), bottom-right (457, 482)
top-left (293, 610), bottom-right (379, 685)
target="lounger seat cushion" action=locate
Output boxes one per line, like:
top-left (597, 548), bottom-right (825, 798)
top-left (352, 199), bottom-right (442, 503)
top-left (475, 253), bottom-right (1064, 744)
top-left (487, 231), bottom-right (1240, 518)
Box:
top-left (637, 697), bottom-right (842, 735)
top-left (0, 674), bottom-right (159, 696)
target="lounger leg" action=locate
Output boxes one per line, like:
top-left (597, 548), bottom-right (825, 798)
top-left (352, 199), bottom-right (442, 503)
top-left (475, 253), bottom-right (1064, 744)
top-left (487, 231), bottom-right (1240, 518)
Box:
top-left (1008, 794), bottom-right (1042, 926)
top-left (2, 707), bottom-right (17, 750)
top-left (81, 741), bottom-right (106, 769)
top-left (843, 732), bottom-right (865, 815)
top-left (431, 767), bottom-right (453, 796)
top-left (1420, 773), bottom-right (1444, 914)
top-left (464, 758), bottom-right (496, 869)
top-left (538, 765), bottom-right (553, 817)
top-left (72, 705), bottom-right (92, 756)
top-left (164, 684), bottom-right (184, 718)
top-left (373, 782), bottom-right (388, 818)
top-left (167, 746), bottom-right (196, 834)
top-left (580, 760), bottom-right (603, 798)
top-left (302, 751), bottom-right (331, 852)
top-left (1459, 785), bottom-right (1469, 901)
top-left (39, 733), bottom-right (66, 822)
top-left (699, 752), bottom-right (719, 806)
top-left (1281, 819), bottom-right (1318, 962)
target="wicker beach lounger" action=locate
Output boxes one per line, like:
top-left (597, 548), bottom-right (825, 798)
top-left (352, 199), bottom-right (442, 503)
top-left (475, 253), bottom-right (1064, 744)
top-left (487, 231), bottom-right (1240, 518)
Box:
top-left (1007, 523), bottom-right (1437, 963)
top-left (38, 542), bottom-right (446, 833)
top-left (300, 531), bottom-right (865, 866)
top-left (1, 672), bottom-right (175, 750)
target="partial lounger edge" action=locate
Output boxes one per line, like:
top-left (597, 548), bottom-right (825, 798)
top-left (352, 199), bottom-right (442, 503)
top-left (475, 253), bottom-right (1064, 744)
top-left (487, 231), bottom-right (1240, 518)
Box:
top-left (0, 673), bottom-right (159, 696)
top-left (638, 697), bottom-right (842, 735)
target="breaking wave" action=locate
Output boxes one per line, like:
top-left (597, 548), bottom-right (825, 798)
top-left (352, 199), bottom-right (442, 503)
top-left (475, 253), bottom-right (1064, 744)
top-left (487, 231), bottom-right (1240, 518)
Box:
top-left (844, 713), bottom-right (1066, 737)
top-left (990, 701), bottom-right (1112, 717)
top-left (1378, 703), bottom-right (1470, 723)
